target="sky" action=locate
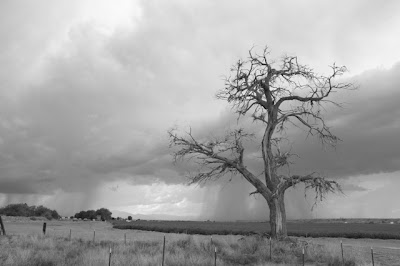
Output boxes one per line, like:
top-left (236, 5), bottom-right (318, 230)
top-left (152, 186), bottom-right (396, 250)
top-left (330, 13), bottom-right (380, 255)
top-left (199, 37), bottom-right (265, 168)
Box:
top-left (1, 0), bottom-right (400, 220)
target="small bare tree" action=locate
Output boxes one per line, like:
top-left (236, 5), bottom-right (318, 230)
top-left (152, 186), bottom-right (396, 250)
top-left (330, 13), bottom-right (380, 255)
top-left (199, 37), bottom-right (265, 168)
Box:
top-left (169, 46), bottom-right (353, 239)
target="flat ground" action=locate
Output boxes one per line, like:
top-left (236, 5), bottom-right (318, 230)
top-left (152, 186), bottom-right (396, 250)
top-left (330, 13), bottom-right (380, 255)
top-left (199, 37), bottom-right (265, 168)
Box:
top-left (114, 219), bottom-right (400, 239)
top-left (2, 216), bottom-right (241, 244)
top-left (303, 237), bottom-right (400, 266)
top-left (2, 217), bottom-right (400, 265)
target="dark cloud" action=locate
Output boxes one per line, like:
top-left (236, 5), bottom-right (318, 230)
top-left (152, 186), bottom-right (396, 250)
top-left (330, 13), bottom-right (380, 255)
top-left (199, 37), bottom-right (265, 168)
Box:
top-left (286, 63), bottom-right (400, 178)
top-left (197, 64), bottom-right (400, 220)
top-left (0, 177), bottom-right (55, 194)
top-left (200, 179), bottom-right (315, 221)
top-left (0, 0), bottom-right (399, 217)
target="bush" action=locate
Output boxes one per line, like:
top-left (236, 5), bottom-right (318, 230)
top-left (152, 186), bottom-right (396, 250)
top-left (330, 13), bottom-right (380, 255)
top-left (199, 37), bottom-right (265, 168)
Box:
top-left (74, 208), bottom-right (112, 221)
top-left (0, 203), bottom-right (60, 219)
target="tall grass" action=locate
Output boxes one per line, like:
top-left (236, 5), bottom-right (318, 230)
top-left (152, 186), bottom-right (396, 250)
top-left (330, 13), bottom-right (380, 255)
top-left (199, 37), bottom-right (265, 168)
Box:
top-left (0, 234), bottom-right (365, 265)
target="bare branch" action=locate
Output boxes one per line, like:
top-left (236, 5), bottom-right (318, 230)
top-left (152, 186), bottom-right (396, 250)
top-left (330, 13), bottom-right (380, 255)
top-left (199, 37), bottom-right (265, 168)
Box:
top-left (218, 47), bottom-right (353, 129)
top-left (249, 190), bottom-right (260, 196)
top-left (275, 64), bottom-right (351, 107)
top-left (279, 173), bottom-right (342, 208)
top-left (169, 45), bottom-right (355, 239)
top-left (276, 107), bottom-right (340, 146)
top-left (168, 128), bottom-right (272, 197)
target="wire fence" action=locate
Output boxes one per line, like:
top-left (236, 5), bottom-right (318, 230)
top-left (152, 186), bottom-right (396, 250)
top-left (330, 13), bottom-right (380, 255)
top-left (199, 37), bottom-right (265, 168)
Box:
top-left (0, 215), bottom-right (394, 265)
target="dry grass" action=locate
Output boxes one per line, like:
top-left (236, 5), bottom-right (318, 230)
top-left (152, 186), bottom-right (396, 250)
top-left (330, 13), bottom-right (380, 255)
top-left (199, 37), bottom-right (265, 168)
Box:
top-left (0, 218), bottom-right (381, 265)
top-left (0, 233), bottom-right (368, 266)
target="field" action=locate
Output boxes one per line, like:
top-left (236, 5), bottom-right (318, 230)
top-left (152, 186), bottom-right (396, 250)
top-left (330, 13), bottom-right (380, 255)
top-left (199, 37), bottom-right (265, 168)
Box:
top-left (113, 219), bottom-right (400, 239)
top-left (1, 216), bottom-right (400, 265)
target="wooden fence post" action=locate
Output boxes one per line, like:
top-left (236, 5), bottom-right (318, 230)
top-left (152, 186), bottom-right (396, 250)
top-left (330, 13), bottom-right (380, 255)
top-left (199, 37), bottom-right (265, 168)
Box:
top-left (371, 247), bottom-right (374, 266)
top-left (161, 235), bottom-right (166, 266)
top-left (269, 237), bottom-right (272, 261)
top-left (302, 247), bottom-right (305, 266)
top-left (42, 222), bottom-right (47, 235)
top-left (341, 240), bottom-right (344, 265)
top-left (108, 246), bottom-right (112, 266)
top-left (214, 247), bottom-right (217, 266)
top-left (69, 229), bottom-right (72, 241)
top-left (93, 230), bottom-right (96, 243)
top-left (124, 233), bottom-right (126, 245)
top-left (0, 216), bottom-right (6, 235)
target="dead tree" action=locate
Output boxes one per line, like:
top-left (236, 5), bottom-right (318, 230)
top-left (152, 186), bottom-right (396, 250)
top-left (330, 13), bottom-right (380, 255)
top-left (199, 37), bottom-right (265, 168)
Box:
top-left (169, 46), bottom-right (353, 239)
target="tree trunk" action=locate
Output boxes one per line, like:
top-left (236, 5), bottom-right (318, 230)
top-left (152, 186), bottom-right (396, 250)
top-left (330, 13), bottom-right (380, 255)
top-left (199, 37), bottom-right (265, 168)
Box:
top-left (268, 192), bottom-right (287, 239)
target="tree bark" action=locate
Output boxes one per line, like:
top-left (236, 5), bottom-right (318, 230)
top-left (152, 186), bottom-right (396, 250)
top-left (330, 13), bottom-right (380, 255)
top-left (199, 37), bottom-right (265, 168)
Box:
top-left (267, 192), bottom-right (287, 239)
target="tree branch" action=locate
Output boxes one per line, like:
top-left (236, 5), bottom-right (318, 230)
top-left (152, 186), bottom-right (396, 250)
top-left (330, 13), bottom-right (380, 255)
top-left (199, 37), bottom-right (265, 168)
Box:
top-left (279, 173), bottom-right (342, 208)
top-left (168, 128), bottom-right (272, 197)
top-left (275, 64), bottom-right (351, 107)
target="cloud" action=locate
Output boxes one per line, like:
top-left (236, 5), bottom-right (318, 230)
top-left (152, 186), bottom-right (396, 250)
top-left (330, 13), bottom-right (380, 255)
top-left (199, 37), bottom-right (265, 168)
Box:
top-left (341, 183), bottom-right (367, 192)
top-left (196, 63), bottom-right (400, 220)
top-left (0, 0), bottom-right (400, 218)
top-left (286, 63), bottom-right (400, 179)
top-left (173, 59), bottom-right (400, 181)
top-left (0, 177), bottom-right (55, 194)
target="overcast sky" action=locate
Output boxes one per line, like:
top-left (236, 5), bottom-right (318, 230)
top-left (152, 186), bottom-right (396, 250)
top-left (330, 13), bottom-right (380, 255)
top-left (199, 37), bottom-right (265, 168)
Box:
top-left (1, 0), bottom-right (400, 219)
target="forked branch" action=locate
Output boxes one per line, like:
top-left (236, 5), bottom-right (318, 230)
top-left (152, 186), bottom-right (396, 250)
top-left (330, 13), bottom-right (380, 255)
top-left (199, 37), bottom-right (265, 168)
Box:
top-left (169, 128), bottom-right (246, 182)
top-left (168, 128), bottom-right (273, 197)
top-left (279, 173), bottom-right (342, 207)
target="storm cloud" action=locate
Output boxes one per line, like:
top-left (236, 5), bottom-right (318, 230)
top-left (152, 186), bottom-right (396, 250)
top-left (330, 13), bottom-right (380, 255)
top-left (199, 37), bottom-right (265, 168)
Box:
top-left (0, 0), bottom-right (400, 218)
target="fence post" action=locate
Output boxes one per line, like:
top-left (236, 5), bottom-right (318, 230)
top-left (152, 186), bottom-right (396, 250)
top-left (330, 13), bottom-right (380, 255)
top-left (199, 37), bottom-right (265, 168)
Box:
top-left (302, 247), bottom-right (305, 266)
top-left (124, 233), bottom-right (126, 245)
top-left (162, 235), bottom-right (166, 266)
top-left (371, 247), bottom-right (374, 266)
top-left (341, 240), bottom-right (344, 265)
top-left (93, 230), bottom-right (96, 243)
top-left (0, 216), bottom-right (6, 235)
top-left (108, 246), bottom-right (112, 266)
top-left (269, 237), bottom-right (272, 261)
top-left (69, 229), bottom-right (72, 241)
top-left (214, 247), bottom-right (217, 266)
top-left (43, 222), bottom-right (47, 235)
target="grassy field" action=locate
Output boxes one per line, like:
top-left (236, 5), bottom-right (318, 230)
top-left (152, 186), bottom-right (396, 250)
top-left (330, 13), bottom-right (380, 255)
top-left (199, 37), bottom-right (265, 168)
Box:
top-left (113, 220), bottom-right (400, 239)
top-left (0, 232), bottom-right (363, 265)
top-left (0, 217), bottom-right (371, 265)
top-left (5, 217), bottom-right (400, 265)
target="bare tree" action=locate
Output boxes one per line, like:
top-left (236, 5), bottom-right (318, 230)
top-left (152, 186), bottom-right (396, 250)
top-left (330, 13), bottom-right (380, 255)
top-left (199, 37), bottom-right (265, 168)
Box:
top-left (169, 46), bottom-right (353, 239)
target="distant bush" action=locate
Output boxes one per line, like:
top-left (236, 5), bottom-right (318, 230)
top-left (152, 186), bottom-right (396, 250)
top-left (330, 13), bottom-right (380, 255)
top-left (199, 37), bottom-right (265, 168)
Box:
top-left (74, 208), bottom-right (112, 221)
top-left (0, 203), bottom-right (60, 219)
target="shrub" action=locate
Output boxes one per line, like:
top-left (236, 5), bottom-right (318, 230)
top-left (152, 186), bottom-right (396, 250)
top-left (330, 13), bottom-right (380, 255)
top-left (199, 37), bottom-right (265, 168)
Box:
top-left (0, 203), bottom-right (59, 219)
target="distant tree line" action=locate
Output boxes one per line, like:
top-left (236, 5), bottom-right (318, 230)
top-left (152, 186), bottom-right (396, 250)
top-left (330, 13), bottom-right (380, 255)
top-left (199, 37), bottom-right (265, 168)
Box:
top-left (0, 203), bottom-right (60, 220)
top-left (74, 208), bottom-right (112, 221)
